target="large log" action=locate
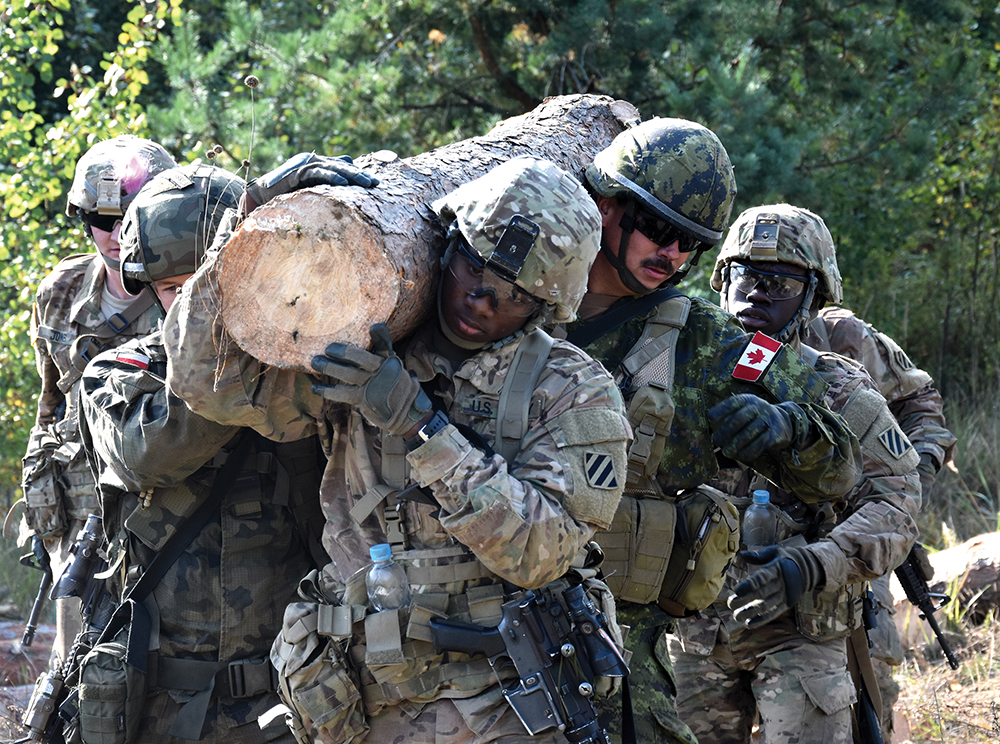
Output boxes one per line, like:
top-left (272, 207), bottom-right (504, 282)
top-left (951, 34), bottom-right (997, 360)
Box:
top-left (218, 94), bottom-right (641, 370)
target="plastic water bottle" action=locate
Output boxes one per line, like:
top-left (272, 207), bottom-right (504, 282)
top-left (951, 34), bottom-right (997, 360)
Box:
top-left (366, 543), bottom-right (411, 612)
top-left (742, 490), bottom-right (777, 549)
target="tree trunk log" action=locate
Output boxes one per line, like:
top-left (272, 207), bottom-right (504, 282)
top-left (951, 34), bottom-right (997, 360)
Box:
top-left (217, 94), bottom-right (641, 370)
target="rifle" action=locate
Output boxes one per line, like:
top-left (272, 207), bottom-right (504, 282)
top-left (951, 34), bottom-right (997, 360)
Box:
top-left (431, 583), bottom-right (628, 744)
top-left (850, 590), bottom-right (885, 744)
top-left (18, 515), bottom-right (112, 744)
top-left (893, 543), bottom-right (960, 670)
top-left (19, 536), bottom-right (53, 647)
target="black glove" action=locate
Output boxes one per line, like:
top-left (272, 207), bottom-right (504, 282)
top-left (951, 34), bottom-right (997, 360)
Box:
top-left (708, 394), bottom-right (808, 462)
top-left (727, 544), bottom-right (824, 628)
top-left (244, 152), bottom-right (379, 211)
top-left (311, 324), bottom-right (432, 435)
top-left (916, 453), bottom-right (938, 500)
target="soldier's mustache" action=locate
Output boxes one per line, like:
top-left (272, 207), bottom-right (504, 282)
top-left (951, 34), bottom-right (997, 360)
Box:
top-left (640, 258), bottom-right (675, 275)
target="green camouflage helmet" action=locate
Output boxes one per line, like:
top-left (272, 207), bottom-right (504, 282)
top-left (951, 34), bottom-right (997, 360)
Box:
top-left (119, 164), bottom-right (245, 296)
top-left (65, 135), bottom-right (177, 217)
top-left (710, 204), bottom-right (843, 305)
top-left (432, 156), bottom-right (601, 323)
top-left (585, 117), bottom-right (737, 244)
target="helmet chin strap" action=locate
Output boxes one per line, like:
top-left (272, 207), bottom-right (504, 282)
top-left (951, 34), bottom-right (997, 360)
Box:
top-left (774, 273), bottom-right (819, 343)
top-left (602, 200), bottom-right (657, 296)
top-left (100, 253), bottom-right (121, 272)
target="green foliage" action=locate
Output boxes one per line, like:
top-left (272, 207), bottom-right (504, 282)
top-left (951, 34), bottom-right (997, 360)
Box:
top-left (0, 0), bottom-right (170, 497)
top-left (2, 0), bottom-right (1000, 522)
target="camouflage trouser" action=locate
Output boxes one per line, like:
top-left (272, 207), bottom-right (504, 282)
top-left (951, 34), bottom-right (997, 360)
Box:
top-left (669, 626), bottom-right (855, 744)
top-left (868, 574), bottom-right (903, 739)
top-left (361, 698), bottom-right (567, 744)
top-left (594, 603), bottom-right (697, 744)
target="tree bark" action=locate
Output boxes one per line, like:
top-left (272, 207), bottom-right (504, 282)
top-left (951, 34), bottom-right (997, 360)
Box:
top-left (217, 94), bottom-right (641, 370)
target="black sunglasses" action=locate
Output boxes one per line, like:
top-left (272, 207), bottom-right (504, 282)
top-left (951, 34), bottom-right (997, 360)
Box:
top-left (629, 206), bottom-right (702, 253)
top-left (82, 211), bottom-right (123, 233)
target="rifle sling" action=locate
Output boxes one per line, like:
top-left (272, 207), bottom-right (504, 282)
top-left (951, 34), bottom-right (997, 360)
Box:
top-left (846, 623), bottom-right (884, 729)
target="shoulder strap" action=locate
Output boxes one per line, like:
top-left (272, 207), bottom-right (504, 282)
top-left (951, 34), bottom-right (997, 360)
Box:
top-left (620, 294), bottom-right (691, 381)
top-left (806, 315), bottom-right (833, 352)
top-left (567, 286), bottom-right (681, 348)
top-left (797, 342), bottom-right (821, 370)
top-left (496, 328), bottom-right (555, 464)
top-left (123, 430), bottom-right (255, 605)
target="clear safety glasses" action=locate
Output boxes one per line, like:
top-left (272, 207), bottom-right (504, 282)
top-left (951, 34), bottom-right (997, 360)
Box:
top-left (448, 246), bottom-right (542, 317)
top-left (729, 262), bottom-right (807, 300)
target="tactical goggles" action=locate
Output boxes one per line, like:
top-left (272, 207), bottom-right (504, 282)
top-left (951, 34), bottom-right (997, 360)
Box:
top-left (449, 244), bottom-right (542, 317)
top-left (82, 211), bottom-right (123, 233)
top-left (729, 262), bottom-right (807, 300)
top-left (630, 206), bottom-right (702, 253)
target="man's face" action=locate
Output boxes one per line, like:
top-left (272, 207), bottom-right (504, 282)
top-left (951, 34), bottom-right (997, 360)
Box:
top-left (439, 250), bottom-right (540, 343)
top-left (593, 197), bottom-right (693, 295)
top-left (725, 259), bottom-right (809, 336)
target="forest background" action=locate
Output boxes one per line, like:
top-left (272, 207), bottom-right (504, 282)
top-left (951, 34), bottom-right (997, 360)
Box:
top-left (1, 0), bottom-right (1000, 602)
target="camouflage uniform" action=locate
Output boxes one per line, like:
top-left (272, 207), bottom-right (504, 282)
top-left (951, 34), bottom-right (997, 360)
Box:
top-left (164, 158), bottom-right (631, 743)
top-left (572, 120), bottom-right (864, 744)
top-left (81, 330), bottom-right (322, 744)
top-left (672, 204), bottom-right (921, 743)
top-left (574, 299), bottom-right (863, 744)
top-left (802, 306), bottom-right (957, 731)
top-left (19, 136), bottom-right (175, 665)
top-left (76, 163), bottom-right (323, 744)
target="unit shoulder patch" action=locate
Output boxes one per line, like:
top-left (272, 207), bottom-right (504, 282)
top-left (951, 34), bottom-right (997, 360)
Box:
top-left (878, 423), bottom-right (912, 460)
top-left (584, 451), bottom-right (619, 490)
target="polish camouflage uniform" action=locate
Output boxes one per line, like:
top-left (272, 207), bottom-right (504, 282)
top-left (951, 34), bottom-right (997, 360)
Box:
top-left (669, 204), bottom-right (921, 743)
top-left (164, 158), bottom-right (631, 743)
top-left (79, 163), bottom-right (325, 744)
top-left (568, 119), bottom-right (863, 744)
top-left (18, 136), bottom-right (175, 666)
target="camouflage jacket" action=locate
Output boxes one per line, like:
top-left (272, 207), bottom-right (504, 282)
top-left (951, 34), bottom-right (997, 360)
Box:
top-left (163, 249), bottom-right (630, 721)
top-left (569, 296), bottom-right (862, 500)
top-left (22, 253), bottom-right (161, 531)
top-left (80, 329), bottom-right (321, 735)
top-left (803, 307), bottom-right (957, 472)
top-left (683, 347), bottom-right (920, 654)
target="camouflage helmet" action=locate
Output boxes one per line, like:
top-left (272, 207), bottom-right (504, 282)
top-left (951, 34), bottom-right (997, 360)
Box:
top-left (66, 135), bottom-right (177, 217)
top-left (119, 164), bottom-right (245, 296)
top-left (432, 156), bottom-right (601, 323)
top-left (585, 117), bottom-right (737, 245)
top-left (710, 204), bottom-right (843, 305)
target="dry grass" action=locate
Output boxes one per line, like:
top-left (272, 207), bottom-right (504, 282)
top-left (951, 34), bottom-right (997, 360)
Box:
top-left (896, 611), bottom-right (1000, 743)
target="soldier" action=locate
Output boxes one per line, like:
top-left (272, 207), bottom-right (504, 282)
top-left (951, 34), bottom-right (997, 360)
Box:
top-left (563, 119), bottom-right (866, 744)
top-left (666, 203), bottom-right (921, 743)
top-left (17, 135), bottom-right (175, 665)
top-left (79, 163), bottom-right (329, 743)
top-left (164, 156), bottom-right (631, 743)
top-left (801, 254), bottom-right (957, 740)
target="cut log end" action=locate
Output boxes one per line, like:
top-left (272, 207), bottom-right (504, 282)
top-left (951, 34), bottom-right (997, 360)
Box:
top-left (219, 190), bottom-right (400, 370)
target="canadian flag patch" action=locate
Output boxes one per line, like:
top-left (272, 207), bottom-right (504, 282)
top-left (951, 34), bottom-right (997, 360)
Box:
top-left (733, 332), bottom-right (782, 382)
top-left (116, 351), bottom-right (150, 370)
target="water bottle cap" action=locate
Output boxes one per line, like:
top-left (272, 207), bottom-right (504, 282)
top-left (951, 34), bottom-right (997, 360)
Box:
top-left (752, 489), bottom-right (770, 504)
top-left (369, 543), bottom-right (392, 562)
